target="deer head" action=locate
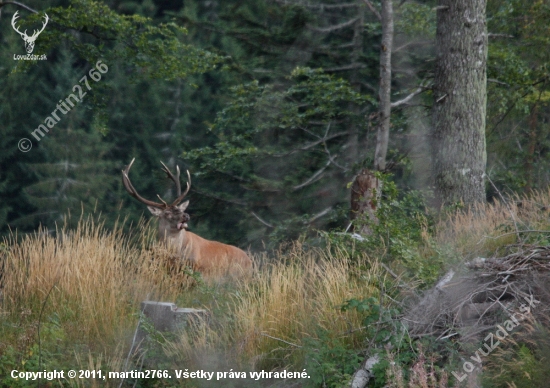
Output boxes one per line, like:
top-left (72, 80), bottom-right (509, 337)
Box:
top-left (122, 158), bottom-right (192, 240)
top-left (11, 11), bottom-right (49, 54)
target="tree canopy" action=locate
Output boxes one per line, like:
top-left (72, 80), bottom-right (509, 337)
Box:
top-left (1, 0), bottom-right (549, 248)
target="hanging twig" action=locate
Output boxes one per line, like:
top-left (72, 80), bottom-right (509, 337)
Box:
top-left (363, 0), bottom-right (382, 21)
top-left (0, 1), bottom-right (38, 12)
top-left (251, 212), bottom-right (274, 228)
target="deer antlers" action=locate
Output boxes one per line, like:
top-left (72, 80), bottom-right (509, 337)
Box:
top-left (122, 158), bottom-right (191, 208)
top-left (160, 161), bottom-right (191, 202)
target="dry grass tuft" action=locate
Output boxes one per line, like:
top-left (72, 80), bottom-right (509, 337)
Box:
top-left (235, 244), bottom-right (380, 368)
top-left (435, 189), bottom-right (550, 262)
top-left (1, 216), bottom-right (179, 355)
top-left (166, 243), bottom-right (383, 370)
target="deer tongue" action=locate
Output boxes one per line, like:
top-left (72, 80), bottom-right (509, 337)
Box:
top-left (177, 222), bottom-right (188, 230)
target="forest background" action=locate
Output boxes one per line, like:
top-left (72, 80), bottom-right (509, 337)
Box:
top-left (1, 1), bottom-right (550, 387)
top-left (1, 0), bottom-right (549, 250)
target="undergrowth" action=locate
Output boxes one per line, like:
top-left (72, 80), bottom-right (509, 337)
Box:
top-left (0, 216), bottom-right (382, 387)
top-left (3, 187), bottom-right (550, 387)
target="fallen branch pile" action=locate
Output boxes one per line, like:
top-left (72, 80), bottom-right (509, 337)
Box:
top-left (406, 244), bottom-right (550, 342)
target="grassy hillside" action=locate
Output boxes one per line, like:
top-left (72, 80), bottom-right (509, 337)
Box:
top-left (2, 189), bottom-right (550, 387)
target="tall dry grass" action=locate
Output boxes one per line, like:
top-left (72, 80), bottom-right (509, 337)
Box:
top-left (1, 216), bottom-right (180, 356)
top-left (1, 215), bottom-right (383, 384)
top-left (435, 189), bottom-right (550, 262)
top-left (244, 247), bottom-right (378, 360)
top-left (4, 190), bottom-right (550, 386)
top-left (166, 244), bottom-right (383, 371)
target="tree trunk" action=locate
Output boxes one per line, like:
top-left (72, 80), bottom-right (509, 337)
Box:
top-left (524, 104), bottom-right (538, 192)
top-left (350, 169), bottom-right (381, 235)
top-left (345, 0), bottom-right (366, 165)
top-left (373, 0), bottom-right (394, 171)
top-left (432, 0), bottom-right (487, 206)
top-left (350, 0), bottom-right (392, 233)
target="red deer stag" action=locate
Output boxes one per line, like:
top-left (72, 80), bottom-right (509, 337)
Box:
top-left (122, 159), bottom-right (252, 276)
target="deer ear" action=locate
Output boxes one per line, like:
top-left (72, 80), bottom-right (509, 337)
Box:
top-left (147, 206), bottom-right (163, 217)
top-left (177, 200), bottom-right (189, 211)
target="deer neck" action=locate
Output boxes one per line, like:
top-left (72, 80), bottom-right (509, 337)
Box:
top-left (158, 218), bottom-right (188, 250)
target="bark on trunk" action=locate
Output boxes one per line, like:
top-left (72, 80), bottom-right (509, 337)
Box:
top-left (350, 169), bottom-right (381, 235)
top-left (373, 0), bottom-right (394, 171)
top-left (432, 0), bottom-right (488, 206)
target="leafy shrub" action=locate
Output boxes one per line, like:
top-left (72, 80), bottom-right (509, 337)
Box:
top-left (322, 174), bottom-right (442, 286)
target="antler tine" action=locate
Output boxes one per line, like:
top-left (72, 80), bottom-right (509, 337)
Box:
top-left (156, 194), bottom-right (169, 207)
top-left (171, 169), bottom-right (191, 206)
top-left (31, 13), bottom-right (49, 38)
top-left (160, 161), bottom-right (182, 197)
top-left (176, 165), bottom-right (181, 196)
top-left (122, 158), bottom-right (165, 208)
top-left (11, 11), bottom-right (26, 37)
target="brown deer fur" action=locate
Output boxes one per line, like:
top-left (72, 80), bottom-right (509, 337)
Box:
top-left (122, 159), bottom-right (252, 277)
top-left (148, 202), bottom-right (251, 276)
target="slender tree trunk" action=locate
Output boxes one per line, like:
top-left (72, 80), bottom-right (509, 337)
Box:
top-left (524, 104), bottom-right (538, 192)
top-left (350, 0), bottom-right (391, 234)
top-left (346, 1), bottom-right (365, 165)
top-left (432, 0), bottom-right (488, 206)
top-left (373, 0), bottom-right (394, 171)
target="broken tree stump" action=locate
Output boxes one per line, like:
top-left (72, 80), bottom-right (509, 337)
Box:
top-left (350, 169), bottom-right (382, 235)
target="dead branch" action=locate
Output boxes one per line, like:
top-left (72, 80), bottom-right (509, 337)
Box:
top-left (324, 63), bottom-right (367, 72)
top-left (251, 212), bottom-right (274, 228)
top-left (488, 33), bottom-right (514, 39)
top-left (292, 159), bottom-right (330, 191)
top-left (306, 206), bottom-right (332, 224)
top-left (260, 333), bottom-right (302, 348)
top-left (0, 1), bottom-right (38, 12)
top-left (308, 17), bottom-right (360, 33)
top-left (270, 130), bottom-right (350, 157)
top-left (390, 86), bottom-right (427, 108)
top-left (275, 0), bottom-right (359, 9)
top-left (363, 0), bottom-right (382, 21)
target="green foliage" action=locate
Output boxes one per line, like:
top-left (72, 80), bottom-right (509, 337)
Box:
top-left (486, 0), bottom-right (550, 194)
top-left (1, 0), bottom-right (223, 237)
top-left (482, 327), bottom-right (550, 388)
top-left (183, 67), bottom-right (371, 248)
top-left (303, 330), bottom-right (362, 388)
top-left (12, 0), bottom-right (224, 80)
top-left (189, 67), bottom-right (369, 160)
top-left (0, 345), bottom-right (47, 388)
top-left (340, 297), bottom-right (417, 388)
top-left (324, 174), bottom-right (441, 286)
top-left (0, 317), bottom-right (70, 388)
top-left (396, 1), bottom-right (436, 37)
